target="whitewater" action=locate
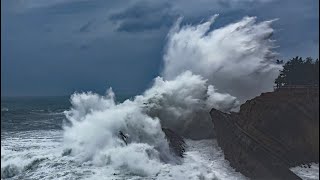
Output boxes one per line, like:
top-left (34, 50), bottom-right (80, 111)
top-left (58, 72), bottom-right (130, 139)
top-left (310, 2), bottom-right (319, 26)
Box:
top-left (1, 15), bottom-right (319, 179)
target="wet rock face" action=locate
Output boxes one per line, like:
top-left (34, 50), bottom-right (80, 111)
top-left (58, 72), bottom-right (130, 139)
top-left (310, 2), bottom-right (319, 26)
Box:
top-left (238, 88), bottom-right (319, 165)
top-left (210, 87), bottom-right (319, 179)
top-left (162, 128), bottom-right (186, 157)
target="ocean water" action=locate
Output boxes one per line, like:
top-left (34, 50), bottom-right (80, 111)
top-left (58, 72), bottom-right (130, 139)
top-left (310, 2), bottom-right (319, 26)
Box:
top-left (1, 96), bottom-right (318, 180)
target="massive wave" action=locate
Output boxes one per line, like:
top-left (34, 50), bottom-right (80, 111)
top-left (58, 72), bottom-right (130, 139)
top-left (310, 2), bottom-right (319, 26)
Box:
top-left (163, 15), bottom-right (280, 102)
top-left (62, 15), bottom-right (282, 176)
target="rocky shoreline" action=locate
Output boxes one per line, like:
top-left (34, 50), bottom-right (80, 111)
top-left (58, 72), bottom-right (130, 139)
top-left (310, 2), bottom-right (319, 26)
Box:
top-left (210, 87), bottom-right (319, 179)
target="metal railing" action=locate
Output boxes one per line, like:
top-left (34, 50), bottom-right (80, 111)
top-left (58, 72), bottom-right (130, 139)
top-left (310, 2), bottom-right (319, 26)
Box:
top-left (274, 84), bottom-right (319, 90)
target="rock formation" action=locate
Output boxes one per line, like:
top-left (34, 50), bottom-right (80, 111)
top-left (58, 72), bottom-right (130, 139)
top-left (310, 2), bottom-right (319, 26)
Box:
top-left (162, 127), bottom-right (186, 157)
top-left (210, 86), bottom-right (319, 179)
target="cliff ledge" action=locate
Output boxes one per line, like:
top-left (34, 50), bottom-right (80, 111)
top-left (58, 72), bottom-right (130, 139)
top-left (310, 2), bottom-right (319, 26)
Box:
top-left (210, 87), bottom-right (319, 179)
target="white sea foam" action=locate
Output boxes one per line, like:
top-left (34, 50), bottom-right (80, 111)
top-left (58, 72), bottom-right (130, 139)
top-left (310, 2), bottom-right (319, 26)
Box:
top-left (60, 15), bottom-right (283, 178)
top-left (2, 130), bottom-right (319, 179)
top-left (1, 131), bottom-right (248, 180)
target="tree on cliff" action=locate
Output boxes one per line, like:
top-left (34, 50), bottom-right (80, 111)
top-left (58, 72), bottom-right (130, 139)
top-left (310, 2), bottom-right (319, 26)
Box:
top-left (275, 56), bottom-right (319, 88)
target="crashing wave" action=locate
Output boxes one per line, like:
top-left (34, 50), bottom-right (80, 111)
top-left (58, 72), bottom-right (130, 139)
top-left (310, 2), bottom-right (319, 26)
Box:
top-left (62, 15), bottom-right (281, 177)
top-left (1, 157), bottom-right (48, 179)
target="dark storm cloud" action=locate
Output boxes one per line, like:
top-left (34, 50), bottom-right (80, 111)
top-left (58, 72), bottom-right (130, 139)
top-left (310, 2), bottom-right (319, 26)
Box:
top-left (1, 0), bottom-right (318, 96)
top-left (108, 0), bottom-right (250, 33)
top-left (109, 2), bottom-right (178, 32)
top-left (108, 0), bottom-right (275, 29)
top-left (109, 0), bottom-right (319, 58)
top-left (2, 0), bottom-right (163, 96)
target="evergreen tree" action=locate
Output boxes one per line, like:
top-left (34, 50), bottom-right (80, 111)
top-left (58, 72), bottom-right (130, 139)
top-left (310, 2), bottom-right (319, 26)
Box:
top-left (274, 56), bottom-right (319, 88)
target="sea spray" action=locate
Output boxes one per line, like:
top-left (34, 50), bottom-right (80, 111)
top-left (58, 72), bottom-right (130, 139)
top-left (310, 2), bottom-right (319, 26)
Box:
top-left (163, 15), bottom-right (281, 102)
top-left (62, 15), bottom-right (281, 177)
top-left (137, 71), bottom-right (239, 138)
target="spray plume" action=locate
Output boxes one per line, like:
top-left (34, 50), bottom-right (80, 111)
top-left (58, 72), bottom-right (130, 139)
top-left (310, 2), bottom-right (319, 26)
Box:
top-left (62, 15), bottom-right (281, 176)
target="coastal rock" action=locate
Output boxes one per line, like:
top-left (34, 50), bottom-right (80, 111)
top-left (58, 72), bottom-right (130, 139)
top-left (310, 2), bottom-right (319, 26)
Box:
top-left (210, 87), bottom-right (319, 179)
top-left (162, 127), bottom-right (186, 157)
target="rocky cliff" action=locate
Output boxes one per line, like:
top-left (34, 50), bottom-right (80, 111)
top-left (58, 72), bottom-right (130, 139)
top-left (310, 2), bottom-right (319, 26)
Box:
top-left (210, 87), bottom-right (319, 179)
top-left (162, 127), bottom-right (186, 157)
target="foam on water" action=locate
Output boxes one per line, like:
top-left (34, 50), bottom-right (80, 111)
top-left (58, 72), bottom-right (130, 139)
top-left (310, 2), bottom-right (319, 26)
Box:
top-left (2, 131), bottom-right (319, 179)
top-left (1, 130), bottom-right (248, 180)
top-left (2, 131), bottom-right (318, 180)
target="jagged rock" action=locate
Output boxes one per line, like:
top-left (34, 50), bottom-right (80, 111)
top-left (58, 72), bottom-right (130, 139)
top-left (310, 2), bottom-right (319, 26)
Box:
top-left (162, 127), bottom-right (186, 157)
top-left (210, 87), bottom-right (319, 179)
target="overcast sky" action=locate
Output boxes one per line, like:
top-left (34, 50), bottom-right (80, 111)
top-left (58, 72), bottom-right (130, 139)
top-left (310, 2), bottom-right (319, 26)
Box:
top-left (1, 0), bottom-right (319, 97)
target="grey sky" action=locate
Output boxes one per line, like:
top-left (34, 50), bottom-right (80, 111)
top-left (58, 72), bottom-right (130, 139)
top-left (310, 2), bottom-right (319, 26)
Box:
top-left (1, 0), bottom-right (318, 96)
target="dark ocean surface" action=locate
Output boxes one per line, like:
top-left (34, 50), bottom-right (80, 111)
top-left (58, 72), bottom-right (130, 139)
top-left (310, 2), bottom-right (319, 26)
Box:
top-left (1, 96), bottom-right (69, 133)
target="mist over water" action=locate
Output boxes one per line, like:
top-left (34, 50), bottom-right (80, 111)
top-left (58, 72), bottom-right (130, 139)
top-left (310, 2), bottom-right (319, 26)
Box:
top-left (60, 15), bottom-right (282, 178)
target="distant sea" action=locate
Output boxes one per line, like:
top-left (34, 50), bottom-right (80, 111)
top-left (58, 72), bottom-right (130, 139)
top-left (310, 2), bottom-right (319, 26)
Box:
top-left (1, 95), bottom-right (132, 132)
top-left (1, 96), bottom-right (318, 179)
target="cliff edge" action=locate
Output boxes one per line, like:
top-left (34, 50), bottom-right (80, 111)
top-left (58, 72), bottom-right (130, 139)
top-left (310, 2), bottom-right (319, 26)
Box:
top-left (210, 86), bottom-right (319, 179)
